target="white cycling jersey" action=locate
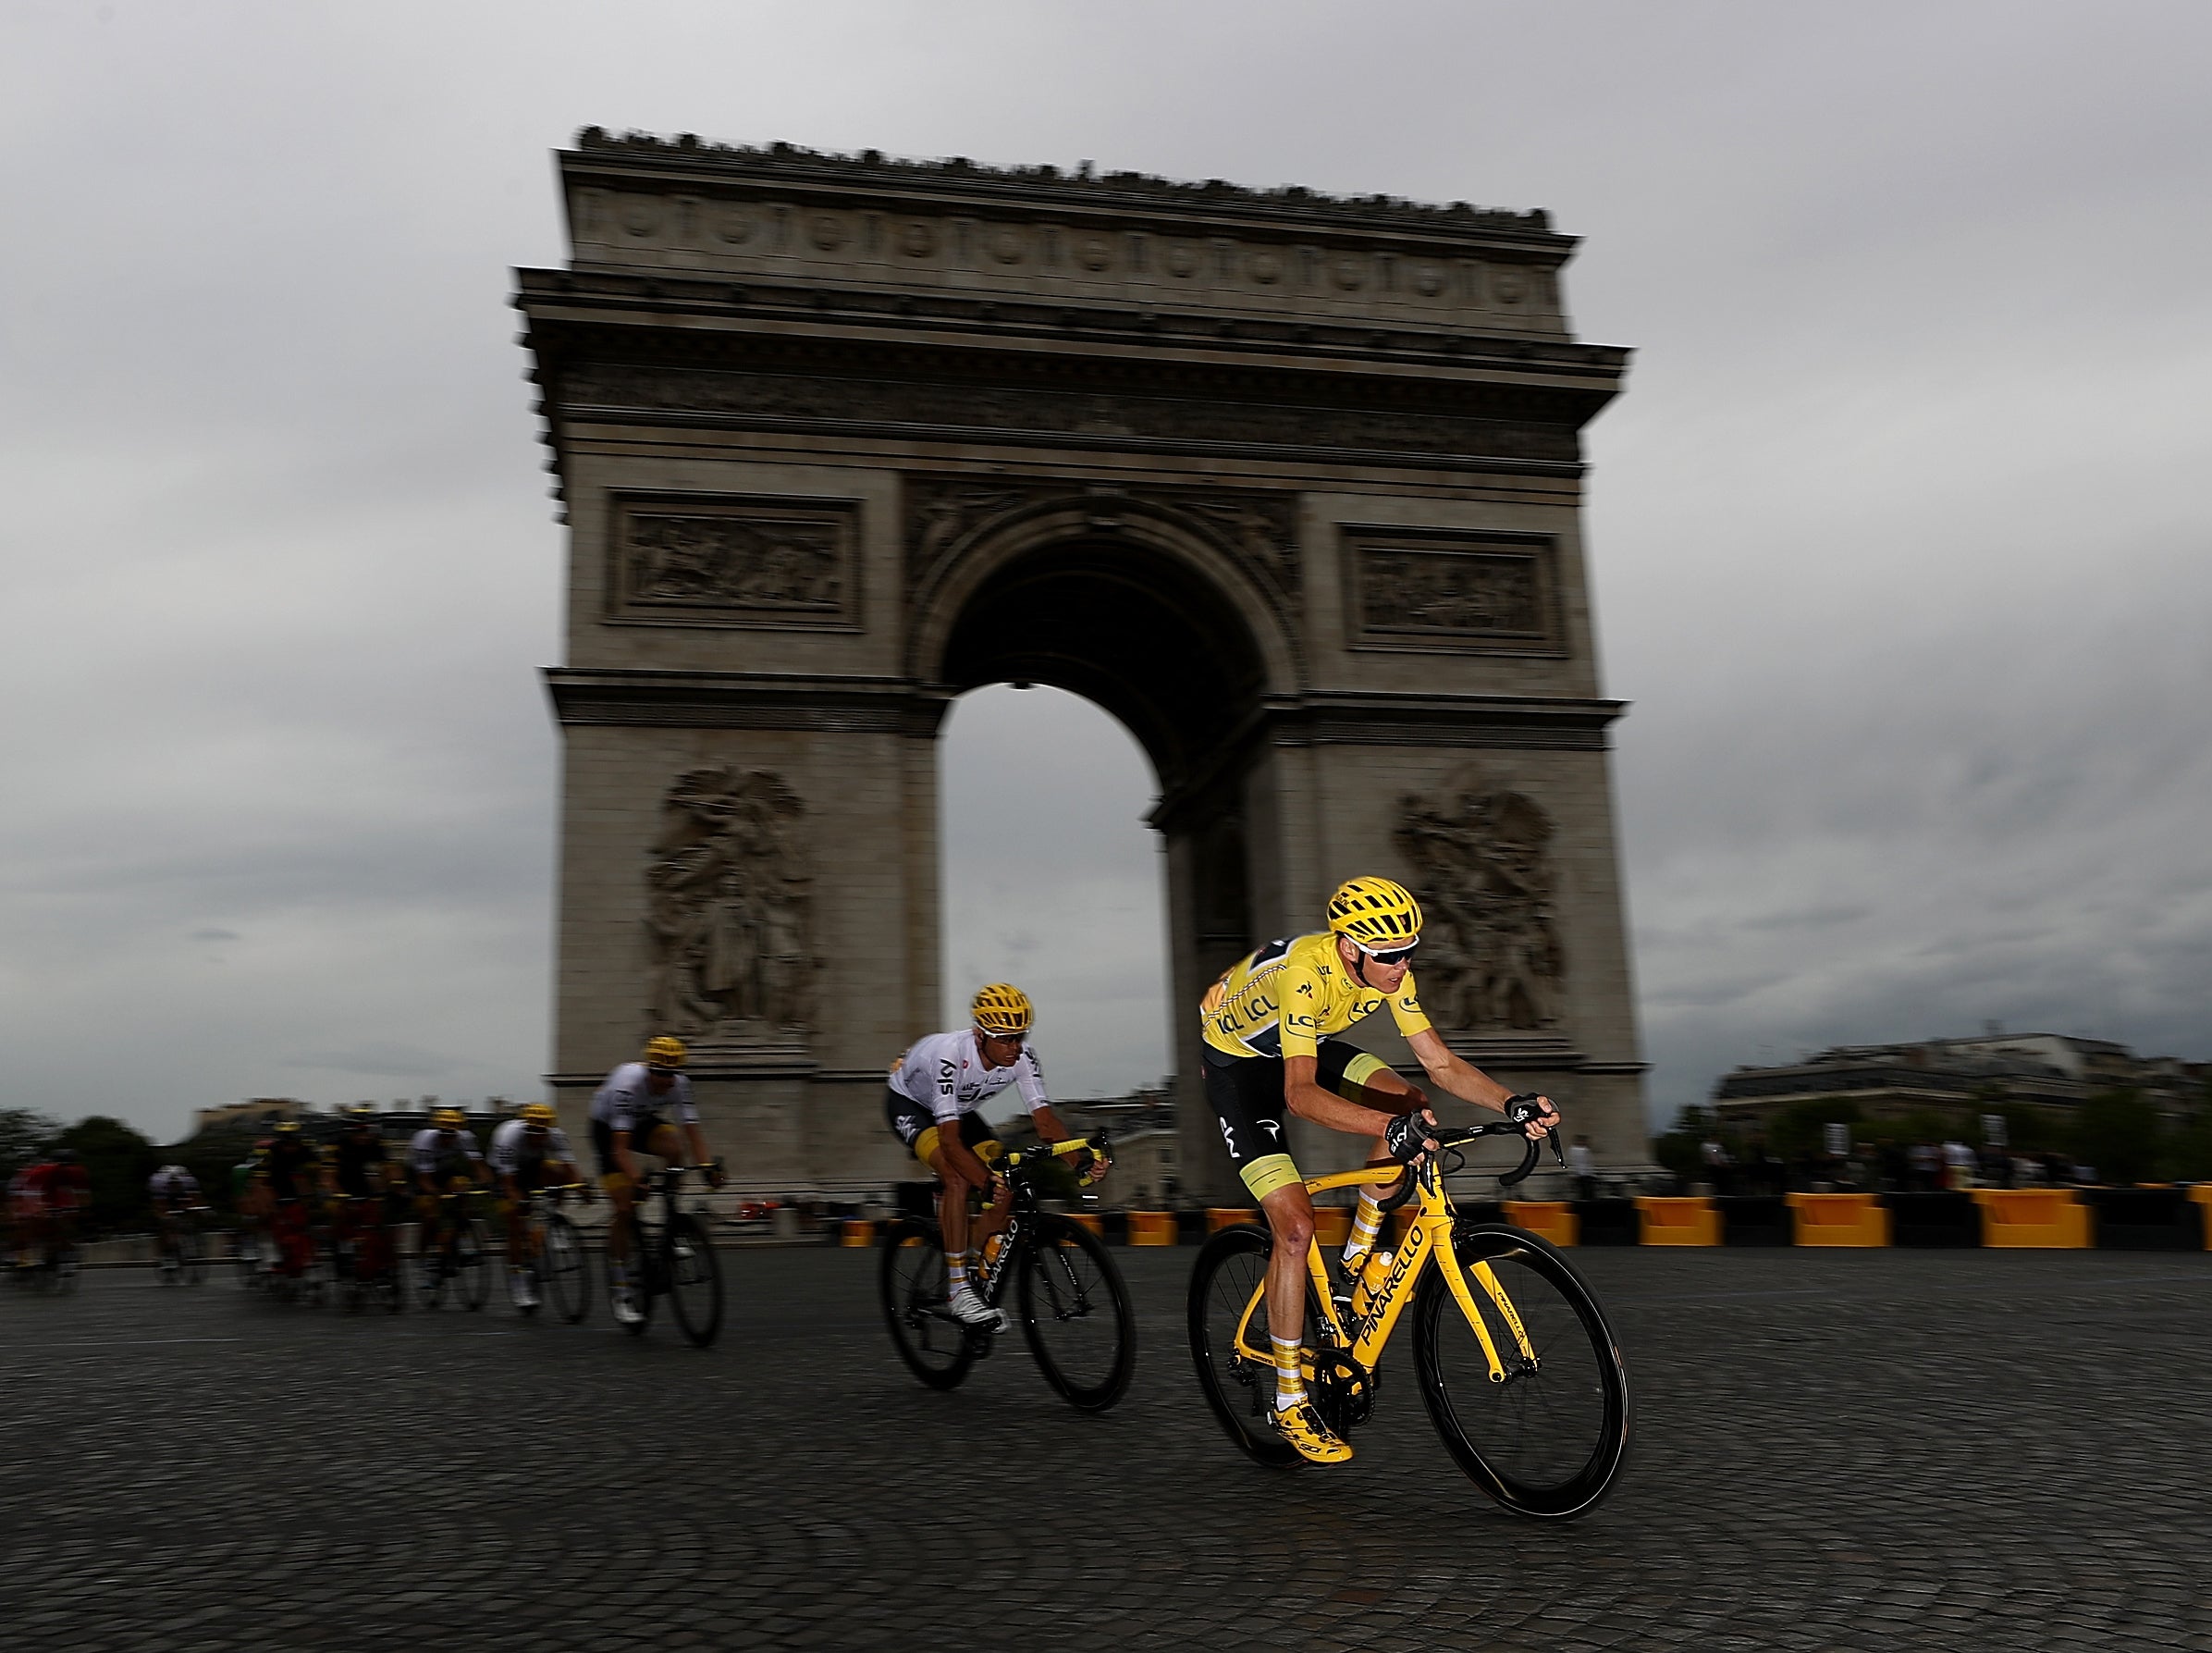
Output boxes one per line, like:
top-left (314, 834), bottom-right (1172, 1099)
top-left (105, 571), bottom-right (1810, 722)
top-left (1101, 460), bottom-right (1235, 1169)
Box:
top-left (888, 1030), bottom-right (1051, 1122)
top-left (148, 1166), bottom-right (199, 1201)
top-left (489, 1117), bottom-right (575, 1177)
top-left (408, 1128), bottom-right (485, 1178)
top-left (590, 1063), bottom-right (699, 1134)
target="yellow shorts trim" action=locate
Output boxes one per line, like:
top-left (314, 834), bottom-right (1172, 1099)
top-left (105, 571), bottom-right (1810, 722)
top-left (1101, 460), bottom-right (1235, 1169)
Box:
top-left (914, 1126), bottom-right (1005, 1171)
top-left (1238, 1152), bottom-right (1305, 1202)
top-left (1341, 1052), bottom-right (1390, 1091)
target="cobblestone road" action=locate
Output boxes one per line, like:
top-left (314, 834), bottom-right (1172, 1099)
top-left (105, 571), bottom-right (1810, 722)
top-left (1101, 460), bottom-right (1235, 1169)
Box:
top-left (3, 1246), bottom-right (2208, 1652)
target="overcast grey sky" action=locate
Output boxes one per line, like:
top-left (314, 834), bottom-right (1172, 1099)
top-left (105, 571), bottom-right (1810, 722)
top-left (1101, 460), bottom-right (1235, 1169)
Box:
top-left (3, 1), bottom-right (2206, 1142)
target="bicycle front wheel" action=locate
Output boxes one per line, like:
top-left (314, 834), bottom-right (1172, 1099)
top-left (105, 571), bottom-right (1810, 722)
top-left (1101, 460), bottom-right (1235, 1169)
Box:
top-left (608, 1217), bottom-right (654, 1336)
top-left (455, 1220), bottom-right (491, 1312)
top-left (666, 1215), bottom-right (723, 1348)
top-left (181, 1227), bottom-right (206, 1286)
top-left (541, 1213), bottom-right (589, 1324)
top-left (1016, 1217), bottom-right (1135, 1412)
top-left (879, 1217), bottom-right (977, 1391)
top-left (1412, 1223), bottom-right (1629, 1520)
top-left (1186, 1224), bottom-right (1302, 1468)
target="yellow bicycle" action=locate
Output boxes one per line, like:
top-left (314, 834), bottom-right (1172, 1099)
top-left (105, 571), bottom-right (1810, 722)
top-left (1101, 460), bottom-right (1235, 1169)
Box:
top-left (1187, 1119), bottom-right (1629, 1519)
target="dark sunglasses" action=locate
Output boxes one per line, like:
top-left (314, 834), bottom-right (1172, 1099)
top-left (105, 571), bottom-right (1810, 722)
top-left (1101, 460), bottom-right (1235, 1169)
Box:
top-left (1360, 944), bottom-right (1418, 967)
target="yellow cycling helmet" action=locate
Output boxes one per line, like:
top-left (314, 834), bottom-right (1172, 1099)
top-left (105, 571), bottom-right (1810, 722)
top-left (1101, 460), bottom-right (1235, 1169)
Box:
top-left (1326, 876), bottom-right (1423, 949)
top-left (643, 1034), bottom-right (688, 1072)
top-left (431, 1106), bottom-right (467, 1129)
top-left (971, 983), bottom-right (1034, 1036)
top-left (273, 1119), bottom-right (303, 1135)
top-left (519, 1103), bottom-right (558, 1127)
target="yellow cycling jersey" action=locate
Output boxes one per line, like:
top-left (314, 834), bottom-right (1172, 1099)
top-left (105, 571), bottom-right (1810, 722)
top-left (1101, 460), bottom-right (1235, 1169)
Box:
top-left (1200, 931), bottom-right (1433, 1062)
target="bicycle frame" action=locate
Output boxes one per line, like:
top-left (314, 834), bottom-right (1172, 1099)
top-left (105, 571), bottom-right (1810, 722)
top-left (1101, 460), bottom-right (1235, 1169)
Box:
top-left (1230, 1157), bottom-right (1537, 1385)
top-left (970, 1135), bottom-right (1105, 1307)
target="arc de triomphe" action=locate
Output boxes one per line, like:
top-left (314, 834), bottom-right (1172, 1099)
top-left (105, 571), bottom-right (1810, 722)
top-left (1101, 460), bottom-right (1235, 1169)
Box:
top-left (516, 130), bottom-right (1645, 1199)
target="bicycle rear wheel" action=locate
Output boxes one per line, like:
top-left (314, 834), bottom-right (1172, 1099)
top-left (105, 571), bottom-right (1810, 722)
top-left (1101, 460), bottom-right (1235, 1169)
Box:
top-left (540, 1213), bottom-right (589, 1324)
top-left (1186, 1224), bottom-right (1304, 1467)
top-left (1412, 1223), bottom-right (1629, 1520)
top-left (1016, 1217), bottom-right (1135, 1412)
top-left (879, 1216), bottom-right (978, 1391)
top-left (455, 1220), bottom-right (491, 1312)
top-left (181, 1227), bottom-right (206, 1286)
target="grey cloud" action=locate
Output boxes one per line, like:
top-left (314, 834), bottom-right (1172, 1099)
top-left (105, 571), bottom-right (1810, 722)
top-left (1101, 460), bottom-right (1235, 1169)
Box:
top-left (286, 1042), bottom-right (460, 1081)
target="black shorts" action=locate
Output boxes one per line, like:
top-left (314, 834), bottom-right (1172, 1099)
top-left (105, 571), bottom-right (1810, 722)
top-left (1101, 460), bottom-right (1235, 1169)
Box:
top-left (1203, 1037), bottom-right (1394, 1201)
top-left (591, 1116), bottom-right (678, 1176)
top-left (884, 1091), bottom-right (1002, 1170)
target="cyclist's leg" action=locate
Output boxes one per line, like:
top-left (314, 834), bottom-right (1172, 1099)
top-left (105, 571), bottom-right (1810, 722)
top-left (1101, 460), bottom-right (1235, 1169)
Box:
top-left (1205, 1055), bottom-right (1313, 1402)
top-left (1316, 1041), bottom-right (1414, 1273)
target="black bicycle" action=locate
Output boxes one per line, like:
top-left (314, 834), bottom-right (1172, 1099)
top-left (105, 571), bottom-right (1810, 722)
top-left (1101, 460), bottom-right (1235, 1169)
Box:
top-left (418, 1190), bottom-right (491, 1312)
top-left (607, 1163), bottom-right (722, 1347)
top-left (515, 1182), bottom-right (591, 1324)
top-left (156, 1205), bottom-right (209, 1286)
top-left (879, 1133), bottom-right (1135, 1412)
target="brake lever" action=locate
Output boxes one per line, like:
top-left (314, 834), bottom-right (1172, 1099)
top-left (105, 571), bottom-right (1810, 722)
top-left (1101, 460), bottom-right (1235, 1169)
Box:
top-left (1547, 1128), bottom-right (1567, 1170)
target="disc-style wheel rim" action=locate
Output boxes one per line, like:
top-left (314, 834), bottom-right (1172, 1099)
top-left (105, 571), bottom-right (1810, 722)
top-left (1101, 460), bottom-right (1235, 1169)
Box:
top-left (1413, 1227), bottom-right (1630, 1520)
top-left (667, 1216), bottom-right (723, 1349)
top-left (1017, 1221), bottom-right (1136, 1412)
top-left (542, 1216), bottom-right (588, 1324)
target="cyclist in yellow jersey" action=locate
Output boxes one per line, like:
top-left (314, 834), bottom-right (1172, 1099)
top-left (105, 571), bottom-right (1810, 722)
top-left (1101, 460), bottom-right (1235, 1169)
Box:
top-left (1200, 875), bottom-right (1561, 1464)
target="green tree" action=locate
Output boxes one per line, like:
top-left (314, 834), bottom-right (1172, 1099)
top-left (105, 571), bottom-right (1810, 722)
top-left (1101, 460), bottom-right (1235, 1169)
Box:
top-left (52, 1115), bottom-right (160, 1233)
top-left (1767, 1097), bottom-right (1862, 1160)
top-left (0, 1106), bottom-right (63, 1182)
top-left (2071, 1087), bottom-right (2162, 1185)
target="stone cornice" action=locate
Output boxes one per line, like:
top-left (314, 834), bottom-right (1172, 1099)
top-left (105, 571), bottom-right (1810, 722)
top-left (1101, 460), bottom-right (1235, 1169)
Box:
top-left (558, 135), bottom-right (1587, 339)
top-left (544, 669), bottom-right (952, 735)
top-left (571, 128), bottom-right (1565, 244)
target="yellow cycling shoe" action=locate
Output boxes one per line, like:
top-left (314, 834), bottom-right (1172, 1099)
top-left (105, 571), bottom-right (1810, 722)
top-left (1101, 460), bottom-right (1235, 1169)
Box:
top-left (1273, 1400), bottom-right (1354, 1464)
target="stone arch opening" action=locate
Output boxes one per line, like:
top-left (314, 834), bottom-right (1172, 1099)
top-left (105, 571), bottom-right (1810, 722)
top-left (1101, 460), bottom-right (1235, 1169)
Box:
top-left (929, 528), bottom-right (1272, 796)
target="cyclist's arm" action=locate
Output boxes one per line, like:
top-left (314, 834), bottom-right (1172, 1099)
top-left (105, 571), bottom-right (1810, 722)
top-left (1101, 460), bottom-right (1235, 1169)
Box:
top-left (682, 1120), bottom-right (711, 1172)
top-left (1404, 1029), bottom-right (1557, 1131)
top-left (1284, 1055), bottom-right (1402, 1136)
top-left (1029, 1104), bottom-right (1073, 1144)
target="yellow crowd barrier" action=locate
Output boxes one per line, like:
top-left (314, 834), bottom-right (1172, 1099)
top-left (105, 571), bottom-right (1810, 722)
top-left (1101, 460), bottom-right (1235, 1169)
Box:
top-left (1207, 1207), bottom-right (1260, 1233)
top-left (1310, 1206), bottom-right (1352, 1248)
top-left (1973, 1189), bottom-right (2091, 1248)
top-left (1503, 1201), bottom-right (1579, 1246)
top-left (1127, 1211), bottom-right (1176, 1246)
top-left (841, 1218), bottom-right (876, 1248)
top-left (2192, 1186), bottom-right (2212, 1251)
top-left (1634, 1196), bottom-right (1722, 1246)
top-left (1786, 1192), bottom-right (1892, 1247)
top-left (1063, 1211), bottom-right (1104, 1236)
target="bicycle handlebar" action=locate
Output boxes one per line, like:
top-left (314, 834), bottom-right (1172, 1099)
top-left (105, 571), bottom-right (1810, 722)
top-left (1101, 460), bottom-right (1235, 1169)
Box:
top-left (1427, 1118), bottom-right (1566, 1189)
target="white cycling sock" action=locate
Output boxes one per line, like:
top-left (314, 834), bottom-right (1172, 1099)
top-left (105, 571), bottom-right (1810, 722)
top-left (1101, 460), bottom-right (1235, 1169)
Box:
top-left (1273, 1334), bottom-right (1306, 1412)
top-left (947, 1255), bottom-right (969, 1295)
top-left (1341, 1193), bottom-right (1385, 1271)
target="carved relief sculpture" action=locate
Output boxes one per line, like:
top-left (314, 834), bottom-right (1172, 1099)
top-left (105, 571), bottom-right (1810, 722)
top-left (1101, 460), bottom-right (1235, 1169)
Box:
top-left (1395, 780), bottom-right (1564, 1033)
top-left (645, 766), bottom-right (813, 1042)
top-left (614, 496), bottom-right (856, 628)
top-left (1347, 530), bottom-right (1560, 653)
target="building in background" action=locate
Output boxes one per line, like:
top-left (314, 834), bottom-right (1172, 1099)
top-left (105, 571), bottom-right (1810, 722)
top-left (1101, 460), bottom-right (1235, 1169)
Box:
top-left (1713, 1032), bottom-right (2206, 1135)
top-left (1002, 1085), bottom-right (1178, 1209)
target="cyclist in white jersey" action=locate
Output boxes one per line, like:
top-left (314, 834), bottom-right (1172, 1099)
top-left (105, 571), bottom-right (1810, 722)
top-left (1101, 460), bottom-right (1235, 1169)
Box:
top-left (489, 1104), bottom-right (586, 1309)
top-left (408, 1107), bottom-right (487, 1286)
top-left (590, 1036), bottom-right (723, 1325)
top-left (884, 984), bottom-right (1103, 1331)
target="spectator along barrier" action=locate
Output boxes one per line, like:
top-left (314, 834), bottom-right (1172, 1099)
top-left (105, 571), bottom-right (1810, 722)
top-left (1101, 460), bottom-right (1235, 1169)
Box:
top-left (1785, 1192), bottom-right (1892, 1248)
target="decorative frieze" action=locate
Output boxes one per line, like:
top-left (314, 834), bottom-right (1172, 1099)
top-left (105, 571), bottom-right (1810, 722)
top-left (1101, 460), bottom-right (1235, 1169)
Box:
top-left (608, 494), bottom-right (859, 631)
top-left (560, 364), bottom-right (1577, 472)
top-left (1346, 526), bottom-right (1563, 655)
